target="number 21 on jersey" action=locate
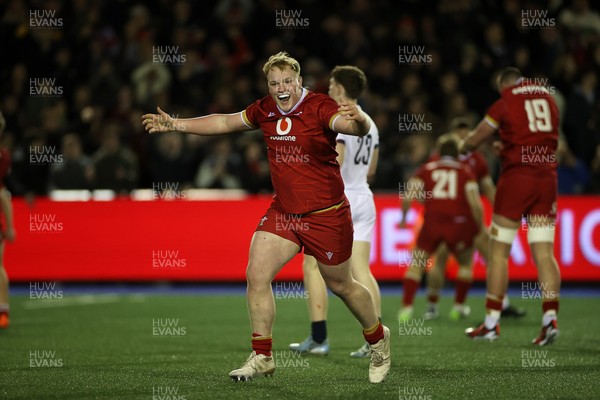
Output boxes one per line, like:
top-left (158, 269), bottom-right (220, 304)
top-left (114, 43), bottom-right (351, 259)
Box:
top-left (432, 169), bottom-right (457, 199)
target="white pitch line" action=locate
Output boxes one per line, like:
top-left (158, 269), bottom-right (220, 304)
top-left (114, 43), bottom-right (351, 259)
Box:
top-left (22, 294), bottom-right (122, 309)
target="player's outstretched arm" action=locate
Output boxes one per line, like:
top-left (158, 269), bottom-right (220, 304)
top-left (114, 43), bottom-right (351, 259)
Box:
top-left (142, 107), bottom-right (251, 136)
top-left (333, 101), bottom-right (370, 137)
top-left (460, 119), bottom-right (496, 153)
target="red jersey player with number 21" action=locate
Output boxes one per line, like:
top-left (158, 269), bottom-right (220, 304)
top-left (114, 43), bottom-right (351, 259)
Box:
top-left (142, 52), bottom-right (391, 383)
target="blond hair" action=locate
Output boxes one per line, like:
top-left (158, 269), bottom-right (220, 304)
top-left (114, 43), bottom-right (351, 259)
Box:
top-left (262, 51), bottom-right (301, 77)
top-left (437, 133), bottom-right (461, 157)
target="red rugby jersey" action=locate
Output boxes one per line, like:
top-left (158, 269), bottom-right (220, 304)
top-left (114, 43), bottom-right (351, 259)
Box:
top-left (414, 157), bottom-right (478, 224)
top-left (242, 89), bottom-right (345, 214)
top-left (485, 79), bottom-right (559, 174)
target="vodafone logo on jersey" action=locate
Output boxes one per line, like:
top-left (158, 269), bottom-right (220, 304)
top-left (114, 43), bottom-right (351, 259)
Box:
top-left (271, 117), bottom-right (296, 141)
top-left (276, 117), bottom-right (292, 135)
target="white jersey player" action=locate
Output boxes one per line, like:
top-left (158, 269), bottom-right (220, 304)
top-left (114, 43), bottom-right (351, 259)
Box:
top-left (337, 112), bottom-right (379, 243)
top-left (289, 66), bottom-right (381, 358)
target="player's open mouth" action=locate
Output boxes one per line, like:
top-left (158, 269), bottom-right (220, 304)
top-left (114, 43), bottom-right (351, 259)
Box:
top-left (278, 94), bottom-right (290, 104)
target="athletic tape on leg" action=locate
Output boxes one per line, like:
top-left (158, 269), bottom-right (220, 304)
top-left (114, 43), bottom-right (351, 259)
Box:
top-left (527, 223), bottom-right (555, 243)
top-left (489, 222), bottom-right (518, 245)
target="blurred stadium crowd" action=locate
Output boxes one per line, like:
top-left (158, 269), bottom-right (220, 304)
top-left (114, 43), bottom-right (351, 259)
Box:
top-left (1, 0), bottom-right (600, 196)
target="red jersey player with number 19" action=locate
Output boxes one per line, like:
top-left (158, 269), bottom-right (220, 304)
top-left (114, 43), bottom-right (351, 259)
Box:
top-left (398, 134), bottom-right (484, 322)
top-left (463, 67), bottom-right (560, 345)
top-left (142, 52), bottom-right (391, 383)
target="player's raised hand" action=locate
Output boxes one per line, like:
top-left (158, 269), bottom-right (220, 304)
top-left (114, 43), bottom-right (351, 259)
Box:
top-left (142, 107), bottom-right (178, 134)
top-left (459, 139), bottom-right (472, 155)
top-left (338, 98), bottom-right (365, 123)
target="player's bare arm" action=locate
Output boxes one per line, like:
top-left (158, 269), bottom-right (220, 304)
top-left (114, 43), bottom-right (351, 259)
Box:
top-left (460, 119), bottom-right (496, 153)
top-left (367, 147), bottom-right (379, 185)
top-left (334, 101), bottom-right (370, 137)
top-left (465, 181), bottom-right (484, 231)
top-left (142, 107), bottom-right (251, 136)
top-left (0, 188), bottom-right (15, 242)
top-left (400, 177), bottom-right (422, 227)
top-left (480, 175), bottom-right (496, 206)
top-left (335, 142), bottom-right (346, 167)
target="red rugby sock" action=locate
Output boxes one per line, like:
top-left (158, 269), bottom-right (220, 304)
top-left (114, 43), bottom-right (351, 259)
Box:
top-left (363, 321), bottom-right (384, 344)
top-left (427, 293), bottom-right (439, 304)
top-left (455, 278), bottom-right (472, 305)
top-left (251, 333), bottom-right (272, 356)
top-left (403, 277), bottom-right (419, 307)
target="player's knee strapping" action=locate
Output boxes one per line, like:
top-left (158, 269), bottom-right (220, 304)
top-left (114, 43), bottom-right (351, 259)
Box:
top-left (527, 223), bottom-right (555, 244)
top-left (489, 222), bottom-right (518, 245)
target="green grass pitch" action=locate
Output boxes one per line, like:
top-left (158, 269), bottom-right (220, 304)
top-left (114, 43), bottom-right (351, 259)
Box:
top-left (2, 290), bottom-right (599, 399)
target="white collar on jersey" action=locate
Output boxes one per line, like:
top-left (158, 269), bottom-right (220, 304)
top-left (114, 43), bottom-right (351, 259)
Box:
top-left (276, 87), bottom-right (308, 115)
